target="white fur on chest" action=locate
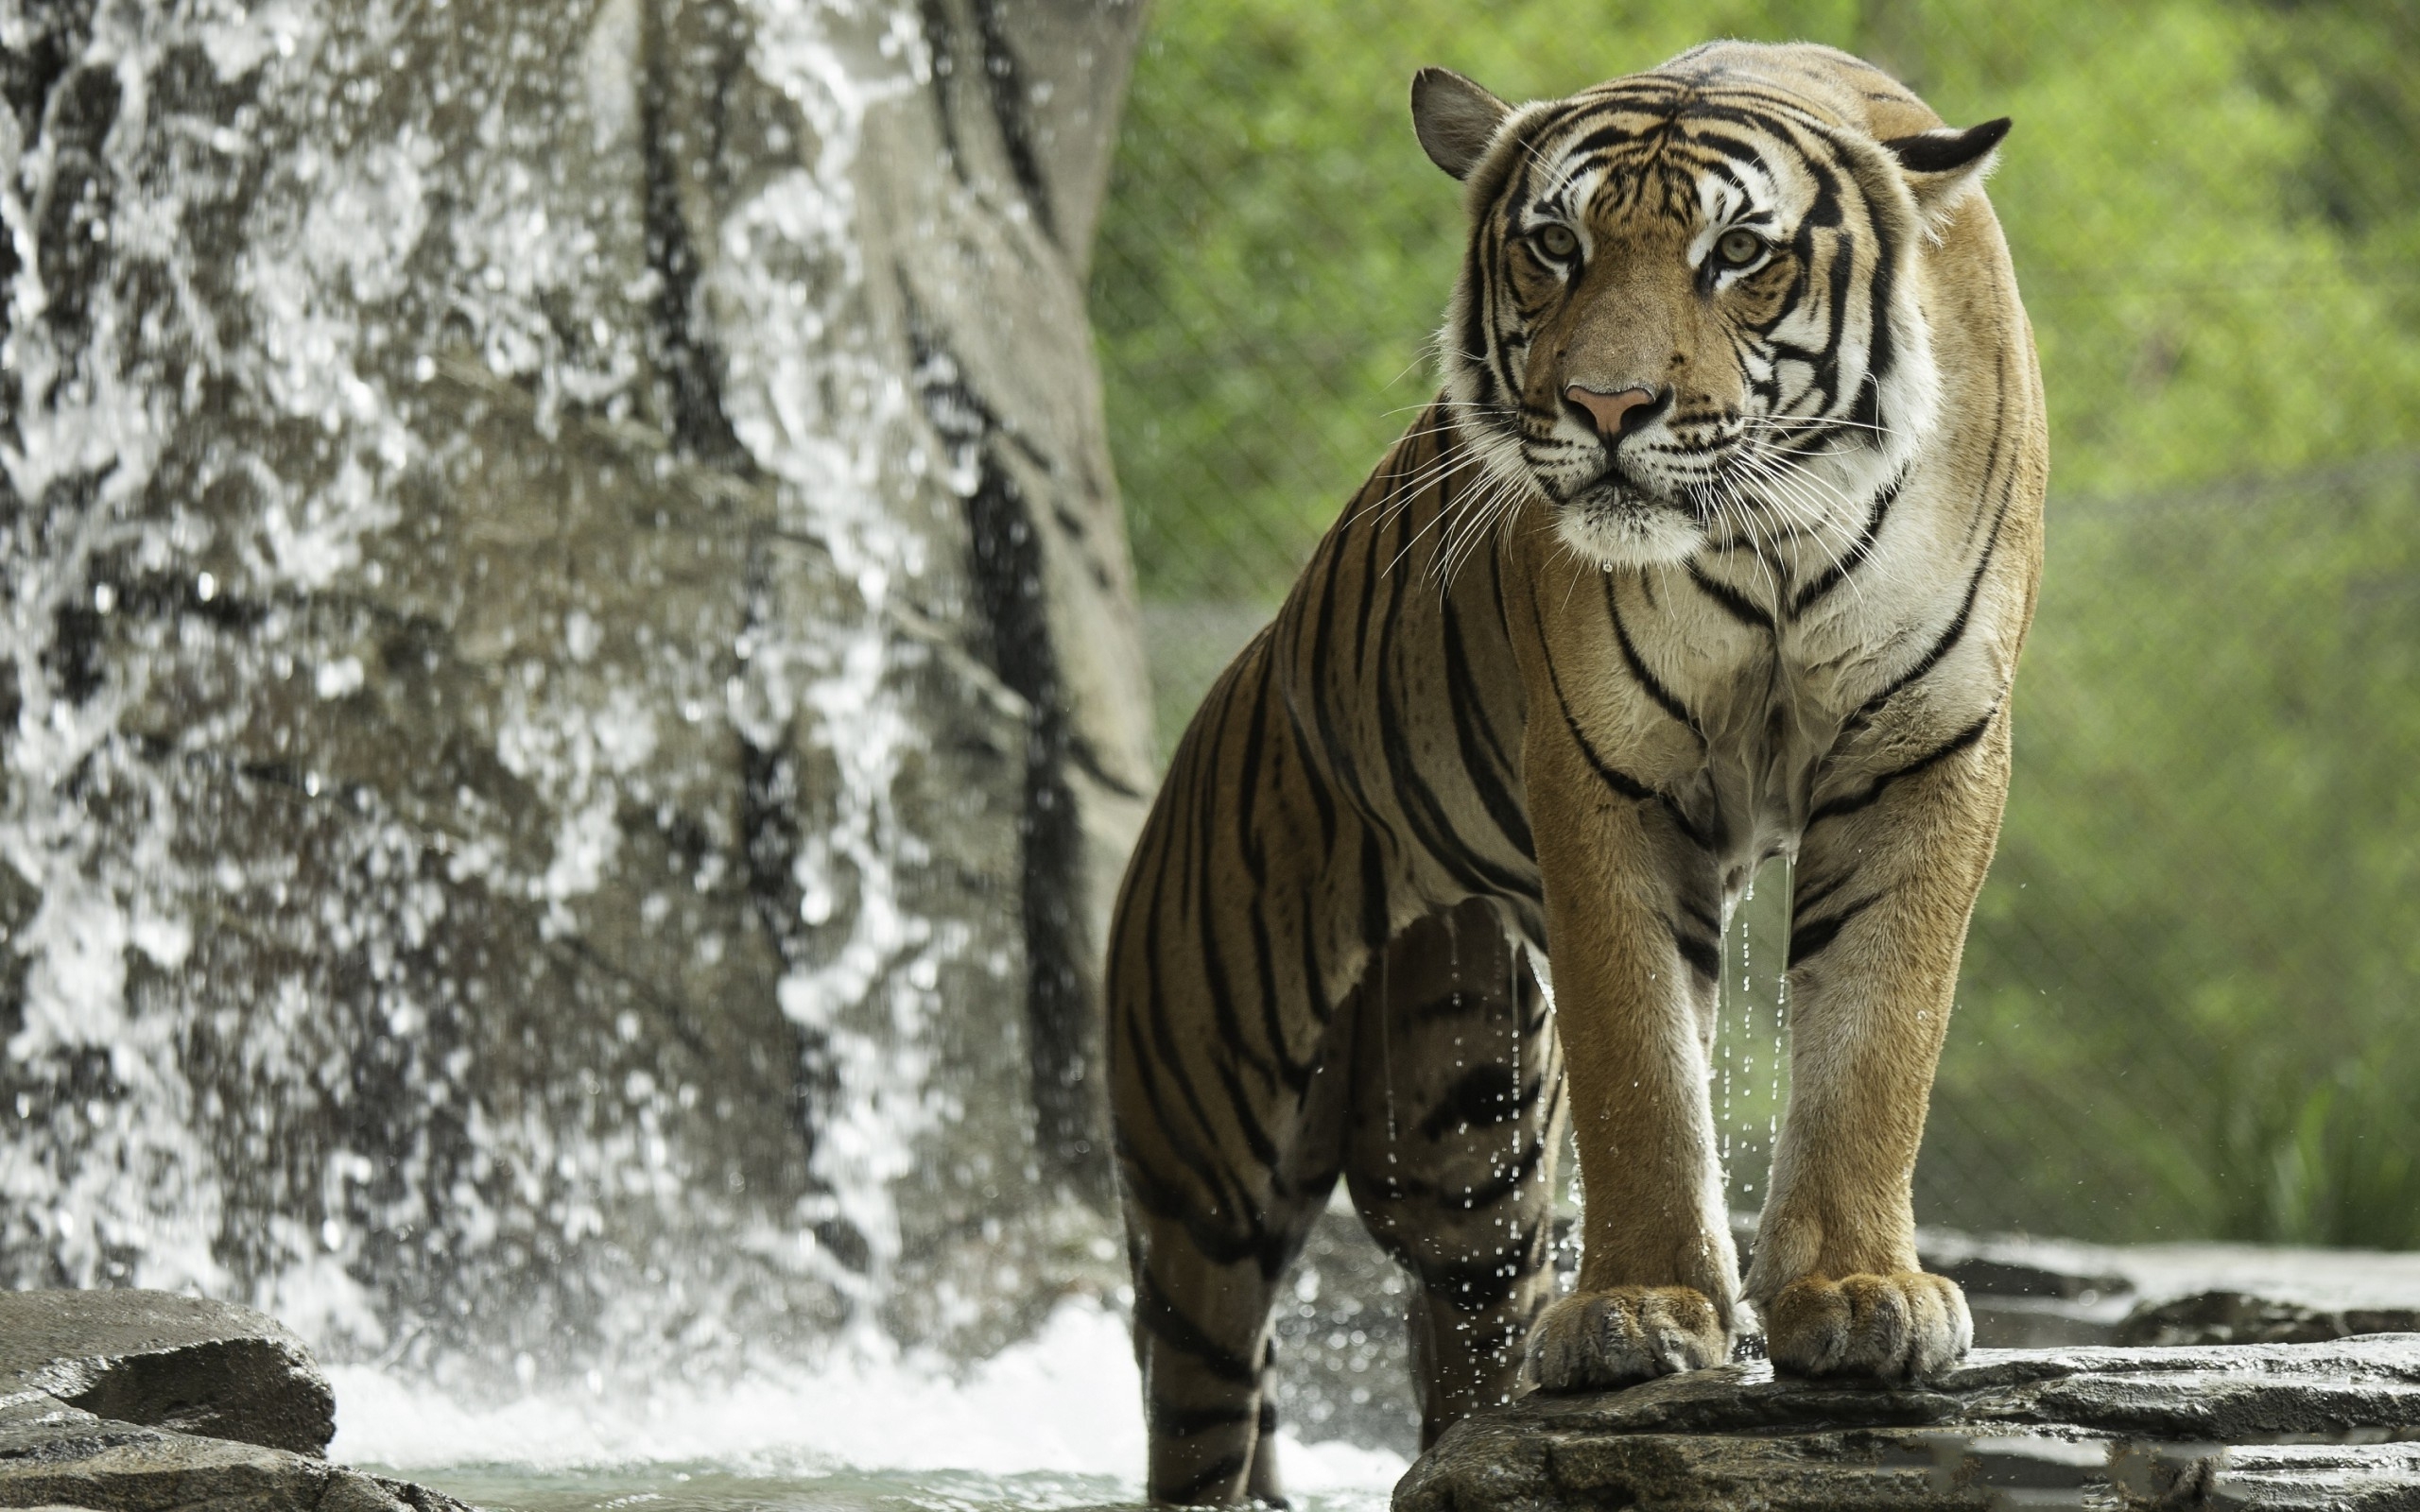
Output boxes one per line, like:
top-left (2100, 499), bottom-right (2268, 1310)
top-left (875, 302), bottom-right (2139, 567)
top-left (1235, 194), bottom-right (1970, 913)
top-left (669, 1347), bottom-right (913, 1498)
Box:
top-left (1595, 465), bottom-right (2004, 874)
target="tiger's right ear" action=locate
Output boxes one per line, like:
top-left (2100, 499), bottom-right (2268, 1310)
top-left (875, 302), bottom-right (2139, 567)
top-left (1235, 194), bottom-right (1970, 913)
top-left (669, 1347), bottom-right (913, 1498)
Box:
top-left (1412, 67), bottom-right (1512, 180)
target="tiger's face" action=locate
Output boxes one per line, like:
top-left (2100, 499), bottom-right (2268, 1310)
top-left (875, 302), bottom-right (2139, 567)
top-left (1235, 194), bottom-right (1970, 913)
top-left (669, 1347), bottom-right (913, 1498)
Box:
top-left (1415, 55), bottom-right (2007, 570)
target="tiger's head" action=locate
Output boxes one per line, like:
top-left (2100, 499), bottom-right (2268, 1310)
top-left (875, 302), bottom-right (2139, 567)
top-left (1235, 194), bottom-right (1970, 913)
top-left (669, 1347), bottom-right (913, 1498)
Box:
top-left (1416, 43), bottom-right (2009, 569)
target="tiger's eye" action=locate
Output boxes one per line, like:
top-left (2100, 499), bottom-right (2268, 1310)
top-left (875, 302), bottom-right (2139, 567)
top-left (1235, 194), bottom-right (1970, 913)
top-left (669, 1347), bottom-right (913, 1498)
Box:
top-left (1716, 229), bottom-right (1766, 267)
top-left (1537, 225), bottom-right (1579, 258)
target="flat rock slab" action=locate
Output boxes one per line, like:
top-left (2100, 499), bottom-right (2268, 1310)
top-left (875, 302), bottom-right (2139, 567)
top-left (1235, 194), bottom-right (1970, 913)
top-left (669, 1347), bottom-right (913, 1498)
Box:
top-left (1395, 1335), bottom-right (2420, 1510)
top-left (0, 1389), bottom-right (468, 1512)
top-left (0, 1292), bottom-right (334, 1457)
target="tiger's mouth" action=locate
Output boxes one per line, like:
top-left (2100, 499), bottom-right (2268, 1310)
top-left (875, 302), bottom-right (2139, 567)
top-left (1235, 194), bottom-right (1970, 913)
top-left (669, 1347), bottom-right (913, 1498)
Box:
top-left (1522, 447), bottom-right (1725, 567)
top-left (1544, 456), bottom-right (1705, 521)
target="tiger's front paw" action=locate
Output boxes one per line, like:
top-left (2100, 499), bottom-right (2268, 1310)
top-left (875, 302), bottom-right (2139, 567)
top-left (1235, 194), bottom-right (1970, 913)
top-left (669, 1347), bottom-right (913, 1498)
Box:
top-left (1766, 1271), bottom-right (1972, 1384)
top-left (1525, 1285), bottom-right (1727, 1393)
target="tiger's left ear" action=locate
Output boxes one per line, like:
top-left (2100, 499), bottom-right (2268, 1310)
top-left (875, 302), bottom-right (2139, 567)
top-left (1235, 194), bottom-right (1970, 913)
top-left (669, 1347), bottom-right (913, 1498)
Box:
top-left (1881, 117), bottom-right (2012, 225)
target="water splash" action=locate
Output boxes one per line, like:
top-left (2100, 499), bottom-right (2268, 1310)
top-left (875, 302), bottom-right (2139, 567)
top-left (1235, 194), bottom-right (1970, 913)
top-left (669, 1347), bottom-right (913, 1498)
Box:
top-left (331, 1299), bottom-right (1406, 1505)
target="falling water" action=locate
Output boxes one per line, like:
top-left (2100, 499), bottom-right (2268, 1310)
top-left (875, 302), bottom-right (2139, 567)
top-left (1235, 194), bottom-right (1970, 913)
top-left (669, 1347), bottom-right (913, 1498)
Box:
top-left (1716, 860), bottom-right (1794, 1215)
top-left (0, 6), bottom-right (1423, 1503)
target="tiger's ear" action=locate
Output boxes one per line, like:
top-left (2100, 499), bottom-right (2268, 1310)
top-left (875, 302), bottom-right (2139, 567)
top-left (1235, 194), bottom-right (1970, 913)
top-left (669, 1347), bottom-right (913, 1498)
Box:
top-left (1881, 117), bottom-right (2011, 223)
top-left (1412, 67), bottom-right (1512, 180)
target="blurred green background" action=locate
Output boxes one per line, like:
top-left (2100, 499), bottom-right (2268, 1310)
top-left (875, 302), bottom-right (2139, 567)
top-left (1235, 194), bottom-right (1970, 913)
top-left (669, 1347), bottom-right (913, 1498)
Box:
top-left (1088, 0), bottom-right (2420, 1248)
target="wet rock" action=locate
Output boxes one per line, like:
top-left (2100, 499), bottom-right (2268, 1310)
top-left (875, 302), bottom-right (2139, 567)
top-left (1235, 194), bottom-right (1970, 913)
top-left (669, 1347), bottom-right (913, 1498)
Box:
top-left (1278, 1216), bottom-right (2420, 1458)
top-left (1913, 1228), bottom-right (2420, 1350)
top-left (2116, 1290), bottom-right (2420, 1349)
top-left (1394, 1334), bottom-right (2420, 1511)
top-left (0, 1290), bottom-right (333, 1456)
top-left (0, 1387), bottom-right (469, 1512)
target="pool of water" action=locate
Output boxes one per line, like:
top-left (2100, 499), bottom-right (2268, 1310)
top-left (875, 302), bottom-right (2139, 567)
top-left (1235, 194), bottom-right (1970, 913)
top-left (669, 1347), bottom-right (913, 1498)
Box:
top-left (330, 1303), bottom-right (1406, 1512)
top-left (381, 1460), bottom-right (1394, 1512)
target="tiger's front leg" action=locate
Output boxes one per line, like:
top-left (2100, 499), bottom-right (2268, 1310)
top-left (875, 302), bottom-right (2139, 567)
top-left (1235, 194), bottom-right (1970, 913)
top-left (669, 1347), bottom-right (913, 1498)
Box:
top-left (1519, 720), bottom-right (1741, 1391)
top-left (1742, 713), bottom-right (2014, 1383)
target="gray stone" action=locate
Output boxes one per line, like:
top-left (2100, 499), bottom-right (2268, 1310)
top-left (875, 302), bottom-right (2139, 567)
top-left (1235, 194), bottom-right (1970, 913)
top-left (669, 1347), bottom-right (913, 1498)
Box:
top-left (2115, 1291), bottom-right (2420, 1349)
top-left (0, 1389), bottom-right (469, 1512)
top-left (0, 1291), bottom-right (332, 1457)
top-left (1912, 1228), bottom-right (2420, 1351)
top-left (1394, 1335), bottom-right (2420, 1511)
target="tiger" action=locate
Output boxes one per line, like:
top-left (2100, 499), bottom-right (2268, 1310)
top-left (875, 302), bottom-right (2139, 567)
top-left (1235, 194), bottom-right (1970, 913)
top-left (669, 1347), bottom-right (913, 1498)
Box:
top-left (1106, 40), bottom-right (2047, 1504)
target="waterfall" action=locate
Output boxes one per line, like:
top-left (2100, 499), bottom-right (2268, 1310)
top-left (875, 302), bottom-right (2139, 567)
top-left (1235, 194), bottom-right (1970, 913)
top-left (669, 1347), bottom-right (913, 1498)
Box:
top-left (0, 0), bottom-right (1150, 1391)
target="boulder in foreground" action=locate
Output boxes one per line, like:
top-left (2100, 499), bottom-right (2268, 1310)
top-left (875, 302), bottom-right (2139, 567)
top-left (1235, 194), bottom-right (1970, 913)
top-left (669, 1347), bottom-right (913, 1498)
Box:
top-left (0, 1289), bottom-right (472, 1512)
top-left (1395, 1334), bottom-right (2420, 1510)
top-left (0, 1290), bottom-right (334, 1457)
top-left (0, 1388), bottom-right (469, 1512)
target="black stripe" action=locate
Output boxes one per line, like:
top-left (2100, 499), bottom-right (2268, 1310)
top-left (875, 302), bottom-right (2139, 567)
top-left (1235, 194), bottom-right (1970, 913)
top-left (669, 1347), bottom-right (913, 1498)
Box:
top-left (1150, 1399), bottom-right (1252, 1438)
top-left (1530, 592), bottom-right (1714, 850)
top-left (1136, 1266), bottom-right (1259, 1384)
top-left (1687, 562), bottom-right (1773, 631)
top-left (1205, 1040), bottom-right (1280, 1169)
top-left (1282, 693), bottom-right (1339, 852)
top-left (1161, 1452), bottom-right (1250, 1504)
top-left (1807, 708), bottom-right (1996, 827)
top-left (1852, 472), bottom-right (2014, 724)
top-left (1141, 895), bottom-right (1258, 1223)
top-left (1118, 1010), bottom-right (1259, 1263)
top-left (1250, 908), bottom-right (1315, 1095)
top-left (1375, 636), bottom-right (1534, 901)
top-left (1113, 1025), bottom-right (1268, 1258)
top-left (1668, 918), bottom-right (1720, 981)
top-left (1185, 701), bottom-right (1279, 1091)
top-left (1367, 464), bottom-right (1522, 899)
top-left (1440, 593), bottom-right (1539, 872)
top-left (1350, 443), bottom-right (1406, 667)
top-left (1296, 876), bottom-right (1339, 1027)
top-left (1786, 893), bottom-right (1879, 969)
top-left (1606, 576), bottom-right (1699, 734)
top-left (1544, 656), bottom-right (1655, 802)
top-left (1359, 829), bottom-right (1392, 955)
top-left (1415, 1063), bottom-right (1528, 1140)
top-left (1790, 466), bottom-right (1904, 619)
top-left (1789, 867), bottom-right (1853, 919)
top-left (1854, 541), bottom-right (1996, 725)
top-left (1231, 644), bottom-right (1278, 885)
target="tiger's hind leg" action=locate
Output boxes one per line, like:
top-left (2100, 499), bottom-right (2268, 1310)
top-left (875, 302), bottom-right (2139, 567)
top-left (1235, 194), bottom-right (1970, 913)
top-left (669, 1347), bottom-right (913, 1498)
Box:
top-left (1121, 1040), bottom-right (1348, 1504)
top-left (1343, 900), bottom-right (1566, 1447)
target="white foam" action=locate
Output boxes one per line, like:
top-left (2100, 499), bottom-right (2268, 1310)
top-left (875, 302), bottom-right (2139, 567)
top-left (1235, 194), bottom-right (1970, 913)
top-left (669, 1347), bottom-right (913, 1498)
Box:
top-left (330, 1298), bottom-right (1407, 1498)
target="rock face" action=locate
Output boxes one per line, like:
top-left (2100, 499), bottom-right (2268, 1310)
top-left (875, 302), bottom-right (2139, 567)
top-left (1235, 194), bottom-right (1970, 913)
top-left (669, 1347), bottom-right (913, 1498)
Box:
top-left (1394, 1335), bottom-right (2420, 1511)
top-left (0, 0), bottom-right (1150, 1377)
top-left (0, 1289), bottom-right (334, 1456)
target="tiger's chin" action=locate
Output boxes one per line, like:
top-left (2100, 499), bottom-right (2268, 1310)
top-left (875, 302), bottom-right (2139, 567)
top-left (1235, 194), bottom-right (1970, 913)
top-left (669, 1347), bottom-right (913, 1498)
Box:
top-left (1550, 493), bottom-right (1707, 569)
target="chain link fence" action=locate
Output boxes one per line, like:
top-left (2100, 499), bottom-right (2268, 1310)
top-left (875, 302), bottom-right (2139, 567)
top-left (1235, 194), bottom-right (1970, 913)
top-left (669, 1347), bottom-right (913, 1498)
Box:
top-left (1088, 0), bottom-right (2420, 1247)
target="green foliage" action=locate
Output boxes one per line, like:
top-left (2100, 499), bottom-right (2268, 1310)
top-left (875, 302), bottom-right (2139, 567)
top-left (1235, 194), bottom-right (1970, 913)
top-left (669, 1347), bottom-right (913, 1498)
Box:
top-left (1091, 0), bottom-right (2420, 1243)
top-left (1931, 463), bottom-right (2420, 1246)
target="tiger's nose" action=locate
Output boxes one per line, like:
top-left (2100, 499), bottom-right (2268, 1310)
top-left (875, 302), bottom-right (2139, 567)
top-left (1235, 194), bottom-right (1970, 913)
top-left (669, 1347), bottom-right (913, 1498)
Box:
top-left (1564, 384), bottom-right (1666, 439)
